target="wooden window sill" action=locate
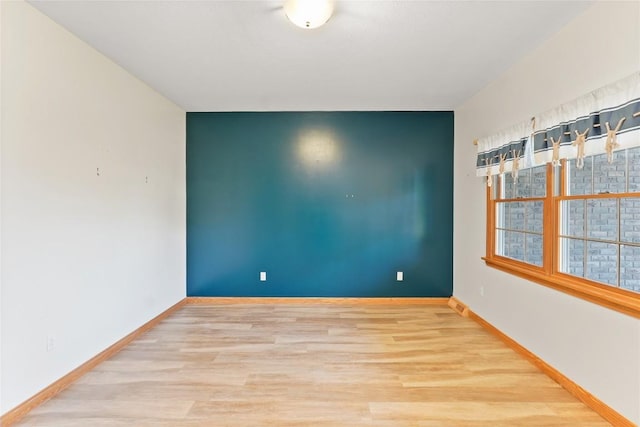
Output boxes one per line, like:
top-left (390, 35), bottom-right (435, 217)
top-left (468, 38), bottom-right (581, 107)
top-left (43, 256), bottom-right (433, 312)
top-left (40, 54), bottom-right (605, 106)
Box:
top-left (482, 256), bottom-right (640, 319)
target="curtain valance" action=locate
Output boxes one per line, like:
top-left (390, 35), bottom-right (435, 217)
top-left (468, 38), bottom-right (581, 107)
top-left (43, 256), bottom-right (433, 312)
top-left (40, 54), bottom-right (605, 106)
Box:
top-left (476, 72), bottom-right (640, 179)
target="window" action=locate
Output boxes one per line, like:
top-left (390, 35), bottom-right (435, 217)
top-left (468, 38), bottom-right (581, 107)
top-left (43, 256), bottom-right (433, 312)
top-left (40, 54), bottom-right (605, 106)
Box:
top-left (485, 147), bottom-right (640, 318)
top-left (495, 167), bottom-right (546, 267)
top-left (478, 72), bottom-right (640, 317)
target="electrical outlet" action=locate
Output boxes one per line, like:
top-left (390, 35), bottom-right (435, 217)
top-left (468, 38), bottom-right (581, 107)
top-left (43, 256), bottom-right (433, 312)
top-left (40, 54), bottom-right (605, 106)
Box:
top-left (260, 271), bottom-right (267, 281)
top-left (46, 335), bottom-right (56, 352)
top-left (480, 285), bottom-right (485, 297)
top-left (396, 271), bottom-right (403, 281)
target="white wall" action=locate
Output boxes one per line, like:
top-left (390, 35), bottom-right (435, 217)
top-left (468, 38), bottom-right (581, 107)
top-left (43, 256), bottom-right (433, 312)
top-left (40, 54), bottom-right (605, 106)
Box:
top-left (1, 1), bottom-right (186, 414)
top-left (454, 1), bottom-right (640, 423)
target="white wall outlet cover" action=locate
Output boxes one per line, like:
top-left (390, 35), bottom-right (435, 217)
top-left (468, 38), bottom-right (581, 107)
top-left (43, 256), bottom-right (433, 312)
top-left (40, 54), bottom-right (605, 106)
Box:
top-left (260, 271), bottom-right (267, 281)
top-left (396, 271), bottom-right (403, 281)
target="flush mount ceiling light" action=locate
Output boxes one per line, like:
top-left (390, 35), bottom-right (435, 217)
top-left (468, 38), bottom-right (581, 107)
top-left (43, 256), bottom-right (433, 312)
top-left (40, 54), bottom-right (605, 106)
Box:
top-left (284, 0), bottom-right (334, 29)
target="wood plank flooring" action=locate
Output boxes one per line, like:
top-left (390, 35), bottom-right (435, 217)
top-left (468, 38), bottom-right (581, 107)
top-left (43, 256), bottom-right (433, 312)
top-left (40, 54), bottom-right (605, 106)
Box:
top-left (15, 304), bottom-right (610, 426)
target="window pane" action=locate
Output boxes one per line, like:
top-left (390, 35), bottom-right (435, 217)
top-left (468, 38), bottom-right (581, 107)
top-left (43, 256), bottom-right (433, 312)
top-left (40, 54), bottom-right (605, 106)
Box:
top-left (504, 168), bottom-right (532, 198)
top-left (620, 245), bottom-right (640, 293)
top-left (526, 201), bottom-right (543, 233)
top-left (496, 228), bottom-right (505, 256)
top-left (491, 176), bottom-right (499, 199)
top-left (586, 198), bottom-right (617, 241)
top-left (515, 168), bottom-right (532, 198)
top-left (629, 147), bottom-right (640, 193)
top-left (496, 202), bottom-right (507, 229)
top-left (621, 198), bottom-right (640, 244)
top-left (562, 200), bottom-right (585, 237)
top-left (525, 234), bottom-right (543, 266)
top-left (585, 241), bottom-right (618, 287)
top-left (568, 156), bottom-right (593, 196)
top-left (504, 231), bottom-right (525, 262)
top-left (509, 202), bottom-right (525, 231)
top-left (593, 151), bottom-right (626, 194)
top-left (496, 201), bottom-right (544, 233)
top-left (504, 173), bottom-right (515, 199)
top-left (560, 237), bottom-right (584, 278)
top-left (531, 165), bottom-right (546, 197)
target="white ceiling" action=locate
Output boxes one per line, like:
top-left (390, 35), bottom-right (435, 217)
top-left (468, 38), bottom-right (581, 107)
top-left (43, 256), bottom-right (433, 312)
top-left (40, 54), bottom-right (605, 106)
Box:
top-left (29, 0), bottom-right (593, 112)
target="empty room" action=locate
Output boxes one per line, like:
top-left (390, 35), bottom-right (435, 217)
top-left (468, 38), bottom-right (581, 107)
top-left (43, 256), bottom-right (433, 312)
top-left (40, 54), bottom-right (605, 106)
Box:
top-left (1, 0), bottom-right (639, 426)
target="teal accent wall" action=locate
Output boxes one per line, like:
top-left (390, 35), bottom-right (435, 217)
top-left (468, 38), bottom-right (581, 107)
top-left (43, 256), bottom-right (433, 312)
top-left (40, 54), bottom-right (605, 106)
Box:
top-left (187, 112), bottom-right (453, 297)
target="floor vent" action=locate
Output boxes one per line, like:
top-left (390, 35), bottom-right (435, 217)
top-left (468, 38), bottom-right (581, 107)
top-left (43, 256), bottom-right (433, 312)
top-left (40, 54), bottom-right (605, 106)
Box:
top-left (447, 297), bottom-right (469, 317)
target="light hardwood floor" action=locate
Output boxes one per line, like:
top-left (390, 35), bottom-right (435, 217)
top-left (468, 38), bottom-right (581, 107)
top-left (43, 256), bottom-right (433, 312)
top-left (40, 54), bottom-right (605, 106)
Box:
top-left (15, 304), bottom-right (610, 426)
